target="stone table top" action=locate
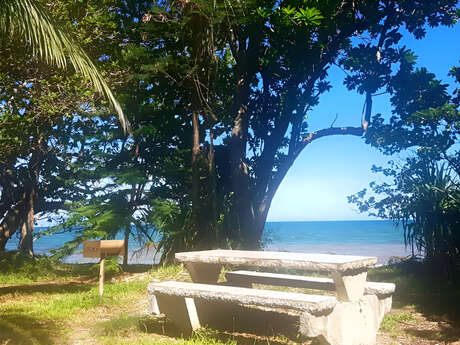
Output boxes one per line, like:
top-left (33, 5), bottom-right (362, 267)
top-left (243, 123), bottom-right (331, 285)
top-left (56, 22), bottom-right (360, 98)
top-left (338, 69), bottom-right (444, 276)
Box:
top-left (175, 250), bottom-right (377, 272)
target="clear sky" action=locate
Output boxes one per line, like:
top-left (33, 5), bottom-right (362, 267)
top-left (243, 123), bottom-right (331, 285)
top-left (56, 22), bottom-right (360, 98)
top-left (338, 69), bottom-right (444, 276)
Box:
top-left (267, 23), bottom-right (460, 222)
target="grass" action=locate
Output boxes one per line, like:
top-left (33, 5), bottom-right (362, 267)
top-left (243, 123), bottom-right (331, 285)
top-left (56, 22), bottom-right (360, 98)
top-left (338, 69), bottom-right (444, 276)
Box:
top-left (380, 311), bottom-right (416, 332)
top-left (1, 251), bottom-right (460, 345)
top-left (368, 260), bottom-right (460, 322)
top-left (0, 252), bottom-right (232, 345)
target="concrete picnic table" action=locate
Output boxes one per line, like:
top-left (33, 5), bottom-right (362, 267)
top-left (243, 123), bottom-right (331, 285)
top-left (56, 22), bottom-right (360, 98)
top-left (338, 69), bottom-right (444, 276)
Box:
top-left (175, 249), bottom-right (378, 302)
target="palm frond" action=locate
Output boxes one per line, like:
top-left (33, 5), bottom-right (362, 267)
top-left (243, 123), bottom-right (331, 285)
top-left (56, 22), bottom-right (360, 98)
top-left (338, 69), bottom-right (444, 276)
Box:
top-left (0, 0), bottom-right (130, 133)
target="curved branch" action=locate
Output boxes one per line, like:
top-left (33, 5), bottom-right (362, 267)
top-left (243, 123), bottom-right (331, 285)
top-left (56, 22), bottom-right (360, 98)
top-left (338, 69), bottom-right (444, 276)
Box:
top-left (301, 126), bottom-right (364, 149)
top-left (263, 125), bottom-right (366, 207)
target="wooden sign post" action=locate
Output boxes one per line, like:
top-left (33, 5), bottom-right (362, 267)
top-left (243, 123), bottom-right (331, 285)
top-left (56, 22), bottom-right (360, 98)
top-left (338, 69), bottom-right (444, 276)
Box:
top-left (83, 240), bottom-right (125, 296)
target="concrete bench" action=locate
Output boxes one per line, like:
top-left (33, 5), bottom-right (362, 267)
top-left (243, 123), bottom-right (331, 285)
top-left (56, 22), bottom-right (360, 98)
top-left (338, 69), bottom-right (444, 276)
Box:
top-left (176, 250), bottom-right (377, 302)
top-left (226, 270), bottom-right (394, 320)
top-left (147, 279), bottom-right (390, 345)
top-left (156, 250), bottom-right (394, 344)
top-left (148, 280), bottom-right (338, 342)
top-left (225, 270), bottom-right (395, 297)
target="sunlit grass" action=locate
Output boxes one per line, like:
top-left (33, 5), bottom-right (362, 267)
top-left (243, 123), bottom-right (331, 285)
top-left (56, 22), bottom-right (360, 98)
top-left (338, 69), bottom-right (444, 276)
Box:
top-left (1, 253), bottom-right (460, 345)
top-left (380, 311), bottom-right (416, 332)
top-left (148, 264), bottom-right (190, 282)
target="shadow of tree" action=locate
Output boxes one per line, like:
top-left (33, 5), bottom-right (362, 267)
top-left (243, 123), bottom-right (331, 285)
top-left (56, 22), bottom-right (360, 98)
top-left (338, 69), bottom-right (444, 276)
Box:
top-left (123, 264), bottom-right (154, 274)
top-left (96, 313), bottom-right (316, 345)
top-left (0, 310), bottom-right (62, 345)
top-left (0, 281), bottom-right (93, 296)
top-left (369, 262), bottom-right (460, 321)
top-left (369, 261), bottom-right (460, 344)
top-left (404, 321), bottom-right (460, 344)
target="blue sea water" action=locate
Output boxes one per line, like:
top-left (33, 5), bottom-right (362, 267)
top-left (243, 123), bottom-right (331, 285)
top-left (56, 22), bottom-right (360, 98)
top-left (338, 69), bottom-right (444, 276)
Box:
top-left (5, 220), bottom-right (409, 264)
top-left (263, 220), bottom-right (410, 264)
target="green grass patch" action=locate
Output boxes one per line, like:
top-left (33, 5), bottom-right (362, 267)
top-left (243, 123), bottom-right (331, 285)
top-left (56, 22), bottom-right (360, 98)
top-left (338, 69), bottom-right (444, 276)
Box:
top-left (148, 264), bottom-right (190, 282)
top-left (97, 328), bottom-right (237, 345)
top-left (0, 252), bottom-right (129, 284)
top-left (369, 262), bottom-right (460, 322)
top-left (2, 254), bottom-right (460, 345)
top-left (0, 279), bottom-right (148, 320)
top-left (0, 251), bottom-right (78, 284)
top-left (380, 312), bottom-right (415, 332)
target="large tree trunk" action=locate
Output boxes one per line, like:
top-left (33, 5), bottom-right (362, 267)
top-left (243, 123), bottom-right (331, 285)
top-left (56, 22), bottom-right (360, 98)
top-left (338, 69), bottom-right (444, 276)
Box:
top-left (230, 93), bottom-right (259, 248)
top-left (18, 140), bottom-right (44, 256)
top-left (0, 205), bottom-right (23, 251)
top-left (19, 187), bottom-right (35, 256)
top-left (207, 127), bottom-right (218, 244)
top-left (123, 226), bottom-right (129, 267)
top-left (191, 111), bottom-right (201, 222)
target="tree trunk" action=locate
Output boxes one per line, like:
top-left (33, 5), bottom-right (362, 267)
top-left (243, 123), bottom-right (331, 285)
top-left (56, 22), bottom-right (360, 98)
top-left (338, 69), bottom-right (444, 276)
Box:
top-left (207, 128), bottom-right (218, 244)
top-left (0, 206), bottom-right (23, 251)
top-left (19, 187), bottom-right (35, 256)
top-left (18, 139), bottom-right (44, 256)
top-left (191, 111), bottom-right (201, 223)
top-left (230, 100), bottom-right (259, 248)
top-left (123, 226), bottom-right (129, 267)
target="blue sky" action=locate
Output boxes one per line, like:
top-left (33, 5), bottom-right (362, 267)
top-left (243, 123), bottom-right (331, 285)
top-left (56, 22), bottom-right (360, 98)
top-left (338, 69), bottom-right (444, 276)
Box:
top-left (267, 23), bottom-right (460, 222)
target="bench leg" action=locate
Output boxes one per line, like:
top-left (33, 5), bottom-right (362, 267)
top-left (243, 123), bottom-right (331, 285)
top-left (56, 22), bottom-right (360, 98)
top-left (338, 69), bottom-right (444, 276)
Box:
top-left (331, 269), bottom-right (367, 302)
top-left (375, 294), bottom-right (393, 324)
top-left (300, 295), bottom-right (381, 345)
top-left (185, 262), bottom-right (222, 283)
top-left (155, 294), bottom-right (201, 335)
top-left (149, 294), bottom-right (161, 315)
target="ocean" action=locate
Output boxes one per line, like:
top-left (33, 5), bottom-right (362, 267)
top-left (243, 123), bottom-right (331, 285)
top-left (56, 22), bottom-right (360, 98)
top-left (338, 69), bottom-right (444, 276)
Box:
top-left (5, 220), bottom-right (410, 264)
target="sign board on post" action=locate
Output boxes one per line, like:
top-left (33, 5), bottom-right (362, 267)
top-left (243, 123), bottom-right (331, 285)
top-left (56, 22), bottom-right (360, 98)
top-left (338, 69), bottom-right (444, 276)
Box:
top-left (83, 240), bottom-right (125, 258)
top-left (83, 240), bottom-right (126, 296)
top-left (83, 240), bottom-right (101, 258)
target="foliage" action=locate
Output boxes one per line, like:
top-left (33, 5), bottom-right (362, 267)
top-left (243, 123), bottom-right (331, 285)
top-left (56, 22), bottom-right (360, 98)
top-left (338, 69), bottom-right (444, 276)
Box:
top-left (130, 0), bottom-right (460, 254)
top-left (0, 0), bottom-right (127, 129)
top-left (0, 251), bottom-right (67, 284)
top-left (351, 157), bottom-right (460, 259)
top-left (0, 0), bottom-right (127, 254)
top-left (2, 0), bottom-right (460, 261)
top-left (349, 62), bottom-right (460, 269)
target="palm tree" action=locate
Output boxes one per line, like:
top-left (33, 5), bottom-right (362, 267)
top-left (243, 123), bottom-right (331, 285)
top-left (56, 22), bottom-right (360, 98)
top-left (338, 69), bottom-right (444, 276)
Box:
top-left (0, 0), bottom-right (129, 132)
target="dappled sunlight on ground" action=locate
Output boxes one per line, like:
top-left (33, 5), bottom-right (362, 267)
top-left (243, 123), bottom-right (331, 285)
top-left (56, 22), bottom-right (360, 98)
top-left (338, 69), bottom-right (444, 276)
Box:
top-left (1, 256), bottom-right (460, 345)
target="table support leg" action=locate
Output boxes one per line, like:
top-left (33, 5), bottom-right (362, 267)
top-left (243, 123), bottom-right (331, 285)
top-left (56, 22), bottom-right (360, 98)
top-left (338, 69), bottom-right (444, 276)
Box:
top-left (331, 268), bottom-right (367, 302)
top-left (185, 262), bottom-right (222, 283)
top-left (155, 294), bottom-right (201, 335)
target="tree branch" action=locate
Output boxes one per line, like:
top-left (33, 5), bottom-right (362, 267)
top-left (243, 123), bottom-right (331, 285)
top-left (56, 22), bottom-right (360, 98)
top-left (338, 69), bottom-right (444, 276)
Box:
top-left (300, 126), bottom-right (364, 152)
top-left (264, 124), bottom-right (365, 208)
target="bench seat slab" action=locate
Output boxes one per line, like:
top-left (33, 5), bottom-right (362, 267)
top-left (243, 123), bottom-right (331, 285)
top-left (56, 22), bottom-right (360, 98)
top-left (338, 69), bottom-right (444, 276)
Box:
top-left (148, 280), bottom-right (337, 314)
top-left (148, 280), bottom-right (390, 345)
top-left (226, 270), bottom-right (395, 297)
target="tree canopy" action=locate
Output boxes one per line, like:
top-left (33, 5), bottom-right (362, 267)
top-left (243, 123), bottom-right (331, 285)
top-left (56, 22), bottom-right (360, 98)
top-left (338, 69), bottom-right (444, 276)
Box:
top-left (1, 0), bottom-right (459, 262)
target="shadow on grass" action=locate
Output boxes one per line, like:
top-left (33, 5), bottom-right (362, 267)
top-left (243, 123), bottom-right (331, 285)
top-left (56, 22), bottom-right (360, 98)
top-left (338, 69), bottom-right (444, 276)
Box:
top-left (0, 310), bottom-right (62, 345)
top-left (97, 313), bottom-right (315, 345)
top-left (369, 260), bottom-right (460, 341)
top-left (123, 264), bottom-right (154, 274)
top-left (0, 281), bottom-right (93, 296)
top-left (404, 321), bottom-right (460, 343)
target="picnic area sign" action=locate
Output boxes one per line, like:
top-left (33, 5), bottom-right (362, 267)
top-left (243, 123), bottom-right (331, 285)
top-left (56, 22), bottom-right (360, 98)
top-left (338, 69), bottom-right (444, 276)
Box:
top-left (83, 240), bottom-right (126, 296)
